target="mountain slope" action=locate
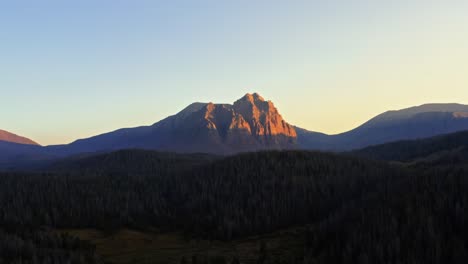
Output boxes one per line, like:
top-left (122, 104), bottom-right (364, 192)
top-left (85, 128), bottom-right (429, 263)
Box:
top-left (45, 93), bottom-right (297, 156)
top-left (0, 129), bottom-right (38, 145)
top-left (0, 141), bottom-right (57, 170)
top-left (49, 149), bottom-right (217, 174)
top-left (1, 150), bottom-right (404, 238)
top-left (298, 103), bottom-right (468, 150)
top-left (0, 93), bottom-right (298, 168)
top-left (351, 130), bottom-right (468, 163)
top-left (3, 100), bottom-right (468, 169)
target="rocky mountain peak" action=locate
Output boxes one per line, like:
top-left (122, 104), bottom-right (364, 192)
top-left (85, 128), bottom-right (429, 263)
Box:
top-left (232, 93), bottom-right (296, 138)
top-left (237, 93), bottom-right (265, 103)
top-left (165, 93), bottom-right (297, 152)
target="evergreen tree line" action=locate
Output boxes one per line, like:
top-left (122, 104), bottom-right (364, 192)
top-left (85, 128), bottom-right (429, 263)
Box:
top-left (1, 149), bottom-right (468, 263)
top-left (0, 228), bottom-right (101, 264)
top-left (0, 151), bottom-right (403, 239)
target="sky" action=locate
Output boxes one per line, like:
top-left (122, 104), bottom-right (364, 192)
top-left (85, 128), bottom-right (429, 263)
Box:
top-left (1, 1), bottom-right (468, 145)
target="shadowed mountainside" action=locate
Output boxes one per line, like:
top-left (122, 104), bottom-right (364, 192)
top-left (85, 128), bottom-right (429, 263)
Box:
top-left (45, 93), bottom-right (297, 156)
top-left (0, 93), bottom-right (297, 169)
top-left (48, 149), bottom-right (218, 174)
top-left (3, 99), bottom-right (468, 170)
top-left (297, 103), bottom-right (468, 150)
top-left (352, 130), bottom-right (468, 164)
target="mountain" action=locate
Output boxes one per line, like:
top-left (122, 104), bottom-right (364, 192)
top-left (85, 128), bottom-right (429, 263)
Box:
top-left (0, 141), bottom-right (57, 170)
top-left (56, 93), bottom-right (296, 155)
top-left (298, 103), bottom-right (468, 150)
top-left (3, 98), bottom-right (468, 170)
top-left (0, 131), bottom-right (44, 170)
top-left (0, 129), bottom-right (38, 145)
top-left (352, 130), bottom-right (468, 164)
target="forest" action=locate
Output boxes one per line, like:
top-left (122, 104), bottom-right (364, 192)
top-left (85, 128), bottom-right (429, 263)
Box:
top-left (1, 132), bottom-right (468, 263)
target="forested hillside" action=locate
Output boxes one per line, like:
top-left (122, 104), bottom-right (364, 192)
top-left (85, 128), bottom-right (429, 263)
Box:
top-left (352, 131), bottom-right (468, 164)
top-left (1, 149), bottom-right (468, 263)
top-left (301, 165), bottom-right (468, 264)
top-left (0, 151), bottom-right (402, 237)
top-left (0, 228), bottom-right (101, 264)
top-left (48, 149), bottom-right (217, 174)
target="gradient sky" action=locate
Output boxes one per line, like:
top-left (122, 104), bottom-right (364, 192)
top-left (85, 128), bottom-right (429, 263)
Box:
top-left (1, 1), bottom-right (468, 145)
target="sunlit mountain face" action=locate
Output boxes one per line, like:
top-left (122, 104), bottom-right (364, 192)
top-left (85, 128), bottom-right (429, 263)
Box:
top-left (0, 129), bottom-right (38, 145)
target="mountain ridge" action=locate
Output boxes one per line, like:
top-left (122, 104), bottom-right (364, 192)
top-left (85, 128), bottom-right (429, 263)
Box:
top-left (3, 97), bottom-right (468, 169)
top-left (297, 103), bottom-right (468, 150)
top-left (40, 93), bottom-right (298, 156)
top-left (0, 129), bottom-right (39, 146)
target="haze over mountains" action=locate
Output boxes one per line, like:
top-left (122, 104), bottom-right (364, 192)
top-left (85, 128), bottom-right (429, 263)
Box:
top-left (2, 93), bottom-right (468, 168)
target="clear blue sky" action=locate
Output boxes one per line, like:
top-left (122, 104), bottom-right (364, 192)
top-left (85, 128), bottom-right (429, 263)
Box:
top-left (2, 1), bottom-right (468, 145)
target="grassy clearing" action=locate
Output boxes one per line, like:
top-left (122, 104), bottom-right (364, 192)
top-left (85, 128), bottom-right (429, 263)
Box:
top-left (61, 228), bottom-right (305, 264)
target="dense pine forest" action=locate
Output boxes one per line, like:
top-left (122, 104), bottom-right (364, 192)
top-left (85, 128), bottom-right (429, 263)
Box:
top-left (0, 228), bottom-right (101, 264)
top-left (1, 132), bottom-right (468, 263)
top-left (353, 131), bottom-right (468, 163)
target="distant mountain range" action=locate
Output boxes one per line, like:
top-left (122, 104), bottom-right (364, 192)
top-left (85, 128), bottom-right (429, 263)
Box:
top-left (2, 93), bottom-right (468, 169)
top-left (297, 103), bottom-right (468, 150)
top-left (0, 129), bottom-right (38, 145)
